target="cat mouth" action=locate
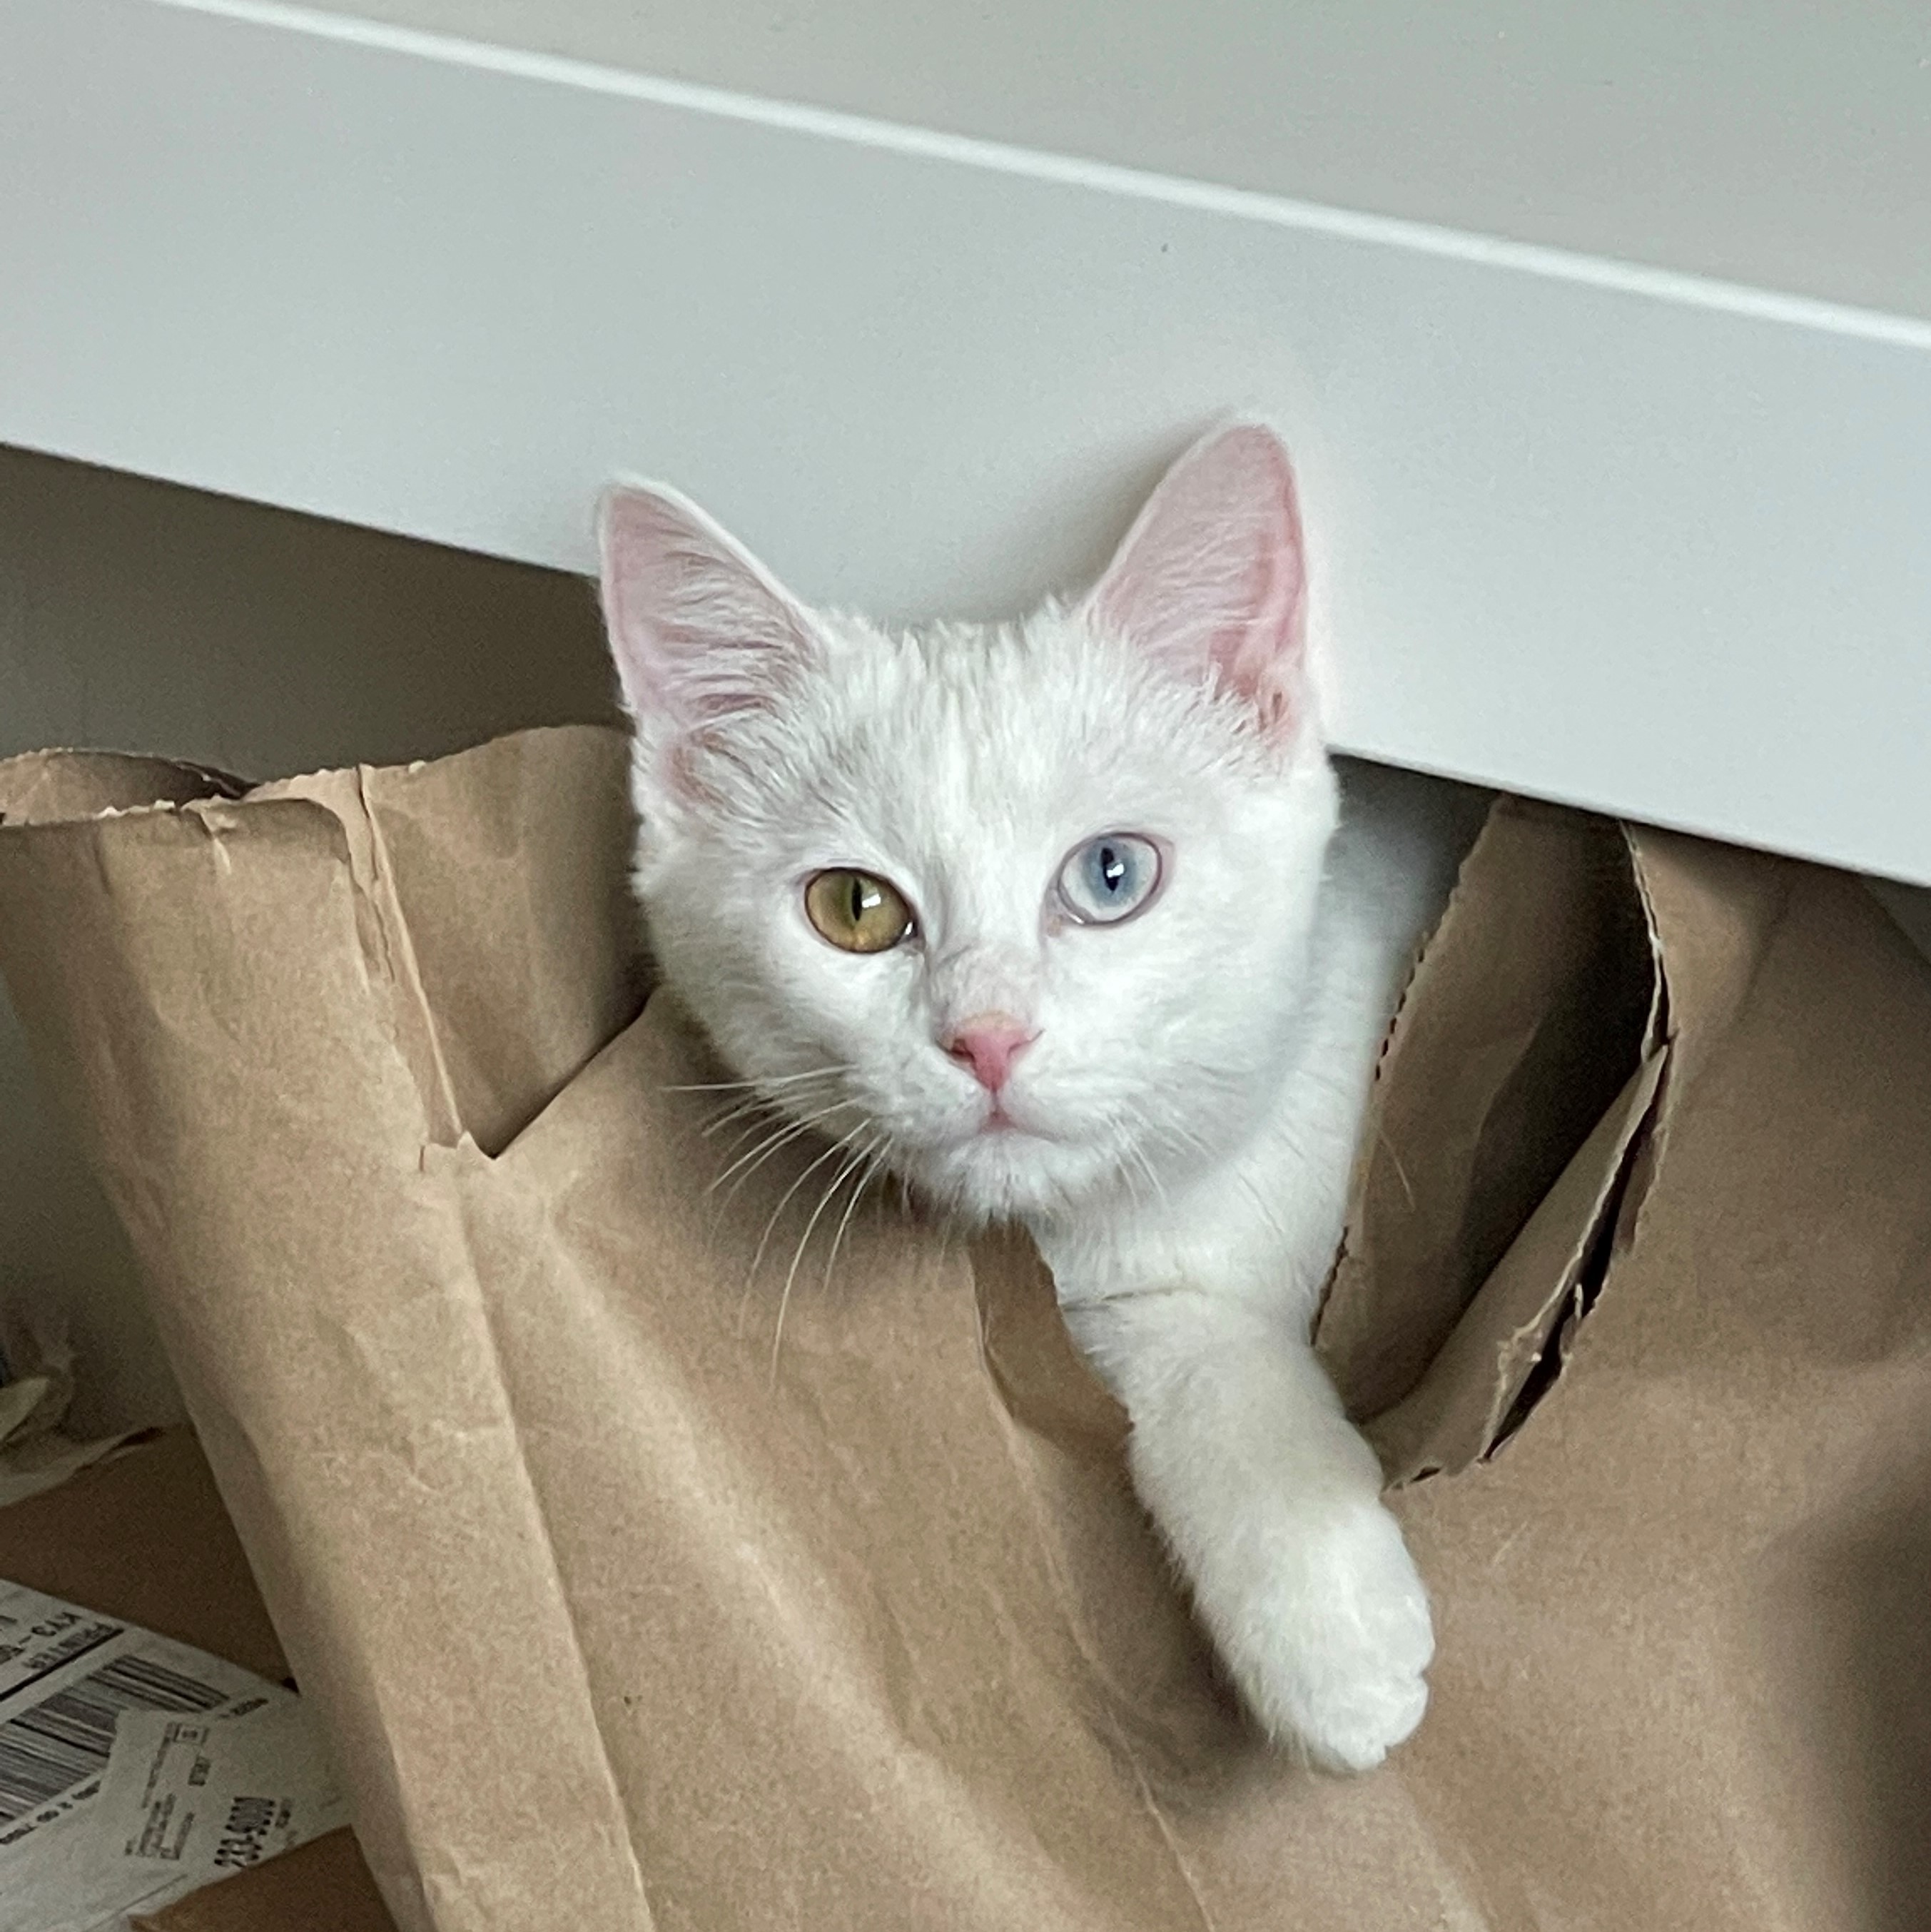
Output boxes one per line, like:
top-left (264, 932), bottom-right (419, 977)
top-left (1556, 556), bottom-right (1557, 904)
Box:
top-left (975, 1100), bottom-right (1050, 1140)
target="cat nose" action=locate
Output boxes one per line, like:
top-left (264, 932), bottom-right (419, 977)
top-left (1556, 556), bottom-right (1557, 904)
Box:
top-left (942, 1015), bottom-right (1037, 1094)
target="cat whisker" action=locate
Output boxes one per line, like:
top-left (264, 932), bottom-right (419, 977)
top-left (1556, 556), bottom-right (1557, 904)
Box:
top-left (704, 1109), bottom-right (774, 1152)
top-left (1374, 1118), bottom-right (1416, 1209)
top-left (706, 1089), bottom-right (851, 1160)
top-left (706, 1097), bottom-right (862, 1203)
top-left (1097, 1110), bottom-right (1178, 1216)
top-left (819, 1137), bottom-right (888, 1301)
top-left (699, 1095), bottom-right (781, 1141)
top-left (735, 1133), bottom-right (846, 1338)
top-left (735, 1119), bottom-right (873, 1340)
top-left (700, 1071), bottom-right (851, 1140)
top-left (708, 1114), bottom-right (821, 1201)
top-left (715, 1109), bottom-right (869, 1225)
top-left (768, 1132), bottom-right (879, 1387)
top-left (704, 1089), bottom-right (836, 1144)
top-left (664, 1063), bottom-right (855, 1096)
top-left (1127, 1139), bottom-right (1170, 1210)
top-left (1143, 1112), bottom-right (1212, 1161)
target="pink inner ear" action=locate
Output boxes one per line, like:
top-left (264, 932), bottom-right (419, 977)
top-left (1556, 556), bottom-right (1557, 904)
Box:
top-left (1086, 423), bottom-right (1307, 734)
top-left (598, 484), bottom-right (816, 742)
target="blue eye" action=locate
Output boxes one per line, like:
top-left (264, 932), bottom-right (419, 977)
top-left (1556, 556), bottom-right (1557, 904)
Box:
top-left (1056, 833), bottom-right (1163, 926)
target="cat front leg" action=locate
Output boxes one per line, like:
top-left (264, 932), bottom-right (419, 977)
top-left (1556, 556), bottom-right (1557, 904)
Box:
top-left (1064, 1287), bottom-right (1432, 1773)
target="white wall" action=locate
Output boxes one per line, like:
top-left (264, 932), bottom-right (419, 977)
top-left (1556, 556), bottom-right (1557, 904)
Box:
top-left (295, 0), bottom-right (1931, 319)
top-left (0, 442), bottom-right (617, 1432)
top-left (10, 1), bottom-right (1931, 892)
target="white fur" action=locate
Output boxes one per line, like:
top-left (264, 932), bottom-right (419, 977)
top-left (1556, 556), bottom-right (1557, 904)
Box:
top-left (598, 428), bottom-right (1476, 1771)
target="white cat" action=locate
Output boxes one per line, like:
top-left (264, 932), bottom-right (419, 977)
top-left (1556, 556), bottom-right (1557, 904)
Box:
top-left (597, 424), bottom-right (1474, 1772)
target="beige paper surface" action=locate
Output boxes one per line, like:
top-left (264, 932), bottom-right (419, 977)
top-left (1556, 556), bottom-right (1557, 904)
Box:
top-left (3, 727), bottom-right (1927, 1931)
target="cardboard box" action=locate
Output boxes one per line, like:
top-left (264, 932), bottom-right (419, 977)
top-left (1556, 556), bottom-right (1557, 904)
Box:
top-left (132, 1825), bottom-right (392, 1932)
top-left (0, 1431), bottom-right (392, 1929)
top-left (3, 728), bottom-right (1928, 1930)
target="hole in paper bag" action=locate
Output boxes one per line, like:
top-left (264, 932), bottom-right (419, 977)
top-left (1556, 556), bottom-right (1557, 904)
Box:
top-left (1317, 799), bottom-right (1666, 1485)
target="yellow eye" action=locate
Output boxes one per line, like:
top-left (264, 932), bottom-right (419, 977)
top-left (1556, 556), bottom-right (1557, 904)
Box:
top-left (804, 869), bottom-right (915, 954)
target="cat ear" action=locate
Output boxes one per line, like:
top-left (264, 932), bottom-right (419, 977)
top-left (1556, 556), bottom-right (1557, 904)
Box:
top-left (1083, 423), bottom-right (1308, 737)
top-left (597, 482), bottom-right (819, 782)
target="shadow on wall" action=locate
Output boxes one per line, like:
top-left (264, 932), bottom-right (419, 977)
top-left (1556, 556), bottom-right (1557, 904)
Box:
top-left (0, 443), bottom-right (619, 1433)
top-left (1870, 877), bottom-right (1931, 965)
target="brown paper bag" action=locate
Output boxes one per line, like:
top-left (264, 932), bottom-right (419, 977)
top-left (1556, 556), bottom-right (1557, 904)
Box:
top-left (2, 727), bottom-right (1927, 1932)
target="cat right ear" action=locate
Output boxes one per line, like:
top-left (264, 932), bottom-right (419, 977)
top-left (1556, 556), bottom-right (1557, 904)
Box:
top-left (1081, 422), bottom-right (1309, 741)
top-left (597, 482), bottom-right (819, 787)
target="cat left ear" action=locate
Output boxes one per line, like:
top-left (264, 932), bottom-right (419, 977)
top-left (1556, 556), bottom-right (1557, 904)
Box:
top-left (597, 482), bottom-right (818, 782)
top-left (1081, 422), bottom-right (1308, 739)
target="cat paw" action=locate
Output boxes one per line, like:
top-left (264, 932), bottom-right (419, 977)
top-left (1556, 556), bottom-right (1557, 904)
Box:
top-left (1212, 1502), bottom-right (1434, 1774)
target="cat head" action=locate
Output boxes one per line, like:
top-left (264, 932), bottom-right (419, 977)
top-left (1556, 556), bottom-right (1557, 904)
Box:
top-left (597, 423), bottom-right (1338, 1225)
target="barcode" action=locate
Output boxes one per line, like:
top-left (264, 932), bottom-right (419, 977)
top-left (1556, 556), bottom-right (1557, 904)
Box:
top-left (0, 1652), bottom-right (229, 1824)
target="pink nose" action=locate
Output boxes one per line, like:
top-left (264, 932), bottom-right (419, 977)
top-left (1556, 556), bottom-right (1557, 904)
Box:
top-left (943, 1016), bottom-right (1037, 1094)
